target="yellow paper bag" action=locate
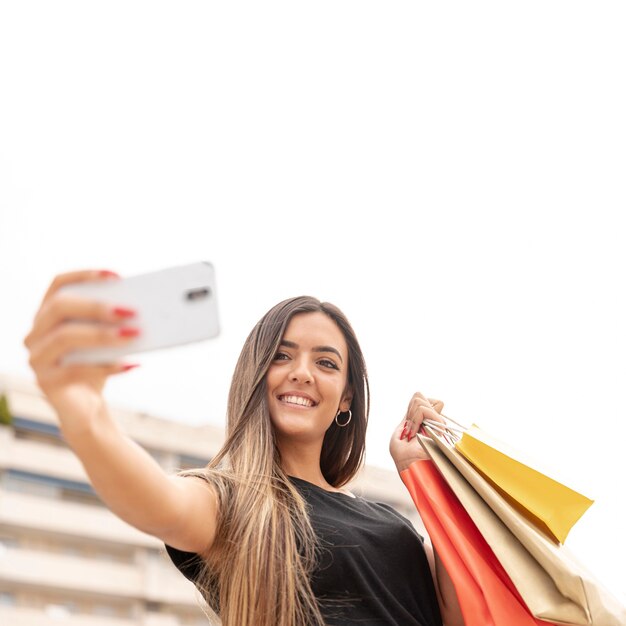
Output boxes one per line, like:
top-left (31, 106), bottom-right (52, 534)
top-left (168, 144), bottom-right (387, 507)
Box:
top-left (455, 424), bottom-right (593, 544)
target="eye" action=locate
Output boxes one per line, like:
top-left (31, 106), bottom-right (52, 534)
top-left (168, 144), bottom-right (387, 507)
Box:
top-left (273, 351), bottom-right (290, 361)
top-left (318, 358), bottom-right (339, 370)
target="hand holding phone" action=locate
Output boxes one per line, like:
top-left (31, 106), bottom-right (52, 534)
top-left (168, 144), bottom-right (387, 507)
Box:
top-left (58, 262), bottom-right (220, 365)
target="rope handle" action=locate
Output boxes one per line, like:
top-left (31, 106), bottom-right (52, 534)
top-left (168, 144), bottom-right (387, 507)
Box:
top-left (419, 414), bottom-right (467, 446)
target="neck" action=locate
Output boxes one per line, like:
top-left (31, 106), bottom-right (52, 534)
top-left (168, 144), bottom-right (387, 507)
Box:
top-left (277, 437), bottom-right (330, 488)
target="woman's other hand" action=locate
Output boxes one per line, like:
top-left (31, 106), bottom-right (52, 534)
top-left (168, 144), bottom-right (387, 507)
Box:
top-left (23, 269), bottom-right (140, 430)
top-left (389, 392), bottom-right (446, 472)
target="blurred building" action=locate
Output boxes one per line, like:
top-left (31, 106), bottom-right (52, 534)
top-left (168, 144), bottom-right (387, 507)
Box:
top-left (0, 373), bottom-right (422, 626)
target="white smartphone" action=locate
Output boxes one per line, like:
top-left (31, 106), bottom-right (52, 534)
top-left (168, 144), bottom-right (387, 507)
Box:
top-left (59, 262), bottom-right (220, 365)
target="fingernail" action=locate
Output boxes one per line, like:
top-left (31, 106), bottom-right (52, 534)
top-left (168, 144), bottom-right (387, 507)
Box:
top-left (112, 306), bottom-right (137, 318)
top-left (118, 327), bottom-right (140, 338)
top-left (99, 270), bottom-right (120, 278)
top-left (121, 363), bottom-right (140, 372)
top-left (400, 425), bottom-right (407, 440)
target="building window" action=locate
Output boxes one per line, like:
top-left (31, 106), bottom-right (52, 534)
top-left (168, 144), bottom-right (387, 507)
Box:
top-left (92, 604), bottom-right (116, 617)
top-left (0, 592), bottom-right (16, 606)
top-left (1, 469), bottom-right (102, 506)
top-left (60, 544), bottom-right (82, 557)
top-left (179, 611), bottom-right (211, 625)
top-left (0, 538), bottom-right (18, 558)
top-left (90, 601), bottom-right (132, 618)
top-left (44, 601), bottom-right (78, 619)
top-left (0, 532), bottom-right (19, 548)
top-left (178, 453), bottom-right (211, 471)
top-left (2, 470), bottom-right (58, 499)
top-left (90, 545), bottom-right (134, 564)
top-left (12, 416), bottom-right (65, 447)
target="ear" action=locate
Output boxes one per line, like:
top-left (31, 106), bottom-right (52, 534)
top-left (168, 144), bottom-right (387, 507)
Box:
top-left (339, 386), bottom-right (353, 412)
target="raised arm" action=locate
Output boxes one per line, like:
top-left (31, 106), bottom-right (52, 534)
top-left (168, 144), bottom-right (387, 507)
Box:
top-left (389, 392), bottom-right (465, 626)
top-left (23, 269), bottom-right (218, 556)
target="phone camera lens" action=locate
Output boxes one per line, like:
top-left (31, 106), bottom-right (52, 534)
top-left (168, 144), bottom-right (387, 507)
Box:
top-left (186, 287), bottom-right (211, 301)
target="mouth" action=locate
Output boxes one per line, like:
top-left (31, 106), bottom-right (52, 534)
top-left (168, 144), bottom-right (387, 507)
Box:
top-left (277, 394), bottom-right (318, 408)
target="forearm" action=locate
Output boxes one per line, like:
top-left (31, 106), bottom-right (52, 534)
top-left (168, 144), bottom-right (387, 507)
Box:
top-left (59, 397), bottom-right (179, 537)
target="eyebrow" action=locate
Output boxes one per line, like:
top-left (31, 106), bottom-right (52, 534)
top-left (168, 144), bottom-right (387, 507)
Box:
top-left (280, 339), bottom-right (344, 363)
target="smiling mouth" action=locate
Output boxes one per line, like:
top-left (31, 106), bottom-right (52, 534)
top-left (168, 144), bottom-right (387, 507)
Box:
top-left (278, 395), bottom-right (318, 408)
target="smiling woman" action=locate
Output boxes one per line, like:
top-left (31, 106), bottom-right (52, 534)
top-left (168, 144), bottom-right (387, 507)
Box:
top-left (23, 273), bottom-right (461, 626)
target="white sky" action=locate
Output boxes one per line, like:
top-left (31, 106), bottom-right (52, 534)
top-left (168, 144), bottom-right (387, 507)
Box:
top-left (1, 0), bottom-right (625, 607)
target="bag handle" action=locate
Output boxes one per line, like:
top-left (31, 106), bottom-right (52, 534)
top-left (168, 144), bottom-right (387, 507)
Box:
top-left (421, 415), bottom-right (466, 445)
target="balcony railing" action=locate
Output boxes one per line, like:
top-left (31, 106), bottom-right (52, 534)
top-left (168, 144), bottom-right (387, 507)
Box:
top-left (0, 543), bottom-right (199, 605)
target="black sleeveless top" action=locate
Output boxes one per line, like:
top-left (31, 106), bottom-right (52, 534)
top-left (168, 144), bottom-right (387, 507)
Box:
top-left (165, 476), bottom-right (443, 626)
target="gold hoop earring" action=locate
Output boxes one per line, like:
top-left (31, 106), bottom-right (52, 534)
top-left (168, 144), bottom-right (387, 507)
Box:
top-left (335, 409), bottom-right (352, 427)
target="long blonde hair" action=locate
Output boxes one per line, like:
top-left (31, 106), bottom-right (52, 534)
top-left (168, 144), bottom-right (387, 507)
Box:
top-left (182, 296), bottom-right (370, 625)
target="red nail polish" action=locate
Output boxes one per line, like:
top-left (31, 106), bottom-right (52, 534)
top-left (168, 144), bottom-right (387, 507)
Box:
top-left (400, 426), bottom-right (407, 440)
top-left (112, 307), bottom-right (136, 318)
top-left (118, 327), bottom-right (140, 338)
top-left (99, 270), bottom-right (120, 278)
top-left (121, 363), bottom-right (140, 372)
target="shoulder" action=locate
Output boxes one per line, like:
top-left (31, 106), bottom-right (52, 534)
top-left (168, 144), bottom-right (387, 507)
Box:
top-left (160, 473), bottom-right (220, 558)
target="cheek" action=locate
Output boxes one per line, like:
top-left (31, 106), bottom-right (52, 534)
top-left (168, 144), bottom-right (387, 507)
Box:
top-left (334, 373), bottom-right (350, 399)
top-left (265, 366), bottom-right (281, 392)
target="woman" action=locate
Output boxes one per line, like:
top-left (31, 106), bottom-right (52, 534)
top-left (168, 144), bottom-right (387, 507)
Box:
top-left (24, 269), bottom-right (464, 626)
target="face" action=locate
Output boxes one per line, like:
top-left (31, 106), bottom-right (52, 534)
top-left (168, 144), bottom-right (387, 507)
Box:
top-left (266, 312), bottom-right (353, 446)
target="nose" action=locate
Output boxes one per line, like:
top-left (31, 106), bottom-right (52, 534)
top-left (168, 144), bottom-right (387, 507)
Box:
top-left (289, 357), bottom-right (313, 384)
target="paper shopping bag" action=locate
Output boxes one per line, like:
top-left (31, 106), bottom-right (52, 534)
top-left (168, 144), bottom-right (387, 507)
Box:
top-left (401, 459), bottom-right (558, 626)
top-left (423, 427), bottom-right (626, 626)
top-left (455, 424), bottom-right (593, 544)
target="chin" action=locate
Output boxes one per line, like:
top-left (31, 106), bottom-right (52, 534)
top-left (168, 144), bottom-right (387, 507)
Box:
top-left (271, 418), bottom-right (326, 443)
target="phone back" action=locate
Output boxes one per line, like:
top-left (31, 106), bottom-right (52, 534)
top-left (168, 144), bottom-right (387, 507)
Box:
top-left (60, 262), bottom-right (219, 365)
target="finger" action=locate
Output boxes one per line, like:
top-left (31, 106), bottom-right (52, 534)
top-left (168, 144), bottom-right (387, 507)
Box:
top-left (403, 393), bottom-right (443, 440)
top-left (25, 291), bottom-right (135, 349)
top-left (405, 394), bottom-right (436, 418)
top-left (394, 420), bottom-right (408, 440)
top-left (405, 404), bottom-right (442, 440)
top-left (407, 392), bottom-right (427, 409)
top-left (29, 322), bottom-right (141, 369)
top-left (394, 419), bottom-right (422, 445)
top-left (26, 269), bottom-right (121, 346)
top-left (36, 361), bottom-right (141, 386)
top-left (41, 269), bottom-right (120, 305)
top-left (427, 398), bottom-right (444, 413)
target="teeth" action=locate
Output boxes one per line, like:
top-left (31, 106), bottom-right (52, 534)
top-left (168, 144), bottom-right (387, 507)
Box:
top-left (280, 395), bottom-right (315, 407)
